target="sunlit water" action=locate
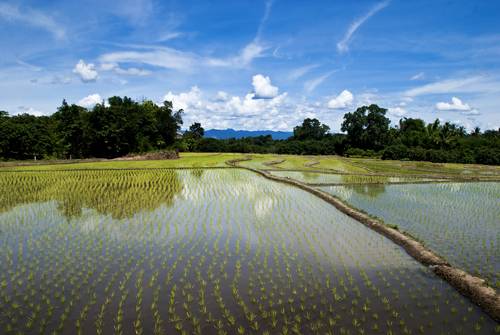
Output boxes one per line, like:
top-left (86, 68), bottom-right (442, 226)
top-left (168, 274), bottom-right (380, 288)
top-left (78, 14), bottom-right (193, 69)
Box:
top-left (269, 170), bottom-right (444, 185)
top-left (0, 169), bottom-right (497, 334)
top-left (320, 182), bottom-right (500, 286)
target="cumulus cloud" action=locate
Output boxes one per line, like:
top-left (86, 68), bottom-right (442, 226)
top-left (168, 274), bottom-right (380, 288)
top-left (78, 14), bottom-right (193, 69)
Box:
top-left (435, 97), bottom-right (471, 111)
top-left (73, 60), bottom-right (98, 82)
top-left (337, 0), bottom-right (390, 53)
top-left (252, 74), bottom-right (278, 99)
top-left (161, 76), bottom-right (291, 130)
top-left (327, 90), bottom-right (354, 109)
top-left (78, 94), bottom-right (102, 108)
top-left (163, 86), bottom-right (203, 111)
top-left (215, 91), bottom-right (230, 102)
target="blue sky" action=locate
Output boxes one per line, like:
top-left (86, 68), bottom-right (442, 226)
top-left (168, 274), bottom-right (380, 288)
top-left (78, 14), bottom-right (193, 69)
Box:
top-left (1, 0), bottom-right (500, 131)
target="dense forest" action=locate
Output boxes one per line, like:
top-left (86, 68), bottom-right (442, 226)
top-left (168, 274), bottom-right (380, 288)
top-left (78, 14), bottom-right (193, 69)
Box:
top-left (1, 98), bottom-right (499, 164)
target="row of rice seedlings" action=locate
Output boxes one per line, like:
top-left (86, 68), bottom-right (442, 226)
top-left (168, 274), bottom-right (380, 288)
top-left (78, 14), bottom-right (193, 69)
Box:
top-left (0, 169), bottom-right (498, 334)
top-left (268, 170), bottom-right (445, 185)
top-left (319, 182), bottom-right (500, 286)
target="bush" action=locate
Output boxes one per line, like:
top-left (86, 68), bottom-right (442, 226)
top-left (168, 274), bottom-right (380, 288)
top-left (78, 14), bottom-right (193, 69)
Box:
top-left (382, 144), bottom-right (408, 160)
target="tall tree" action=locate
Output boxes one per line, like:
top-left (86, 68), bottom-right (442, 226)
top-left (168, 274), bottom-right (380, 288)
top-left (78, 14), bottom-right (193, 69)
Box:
top-left (293, 118), bottom-right (330, 140)
top-left (341, 104), bottom-right (390, 150)
top-left (184, 122), bottom-right (205, 140)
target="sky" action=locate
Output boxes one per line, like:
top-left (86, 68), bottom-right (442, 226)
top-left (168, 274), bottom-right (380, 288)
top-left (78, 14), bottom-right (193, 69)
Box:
top-left (1, 0), bottom-right (500, 132)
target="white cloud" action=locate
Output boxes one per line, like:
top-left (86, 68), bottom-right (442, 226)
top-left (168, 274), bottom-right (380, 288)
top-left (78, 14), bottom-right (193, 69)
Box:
top-left (304, 70), bottom-right (336, 93)
top-left (78, 94), bottom-right (102, 108)
top-left (100, 63), bottom-right (151, 76)
top-left (215, 91), bottom-right (230, 102)
top-left (236, 42), bottom-right (266, 66)
top-left (112, 0), bottom-right (154, 25)
top-left (17, 106), bottom-right (44, 116)
top-left (157, 31), bottom-right (183, 42)
top-left (410, 72), bottom-right (425, 81)
top-left (404, 76), bottom-right (496, 97)
top-left (327, 90), bottom-right (354, 109)
top-left (160, 76), bottom-right (292, 130)
top-left (163, 86), bottom-right (203, 111)
top-left (0, 3), bottom-right (65, 39)
top-left (337, 0), bottom-right (390, 53)
top-left (462, 109), bottom-right (480, 116)
top-left (99, 48), bottom-right (196, 72)
top-left (252, 74), bottom-right (278, 99)
top-left (208, 42), bottom-right (266, 68)
top-left (288, 64), bottom-right (319, 81)
top-left (73, 60), bottom-right (98, 82)
top-left (388, 107), bottom-right (407, 117)
top-left (100, 43), bottom-right (264, 72)
top-left (255, 0), bottom-right (274, 42)
top-left (435, 97), bottom-right (471, 111)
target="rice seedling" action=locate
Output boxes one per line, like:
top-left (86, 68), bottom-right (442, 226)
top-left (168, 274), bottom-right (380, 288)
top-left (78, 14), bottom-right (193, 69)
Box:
top-left (0, 169), bottom-right (497, 334)
top-left (320, 182), bottom-right (500, 285)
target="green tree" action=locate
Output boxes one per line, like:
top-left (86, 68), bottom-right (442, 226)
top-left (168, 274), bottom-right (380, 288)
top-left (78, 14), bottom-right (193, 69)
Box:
top-left (184, 122), bottom-right (205, 140)
top-left (293, 118), bottom-right (330, 140)
top-left (341, 104), bottom-right (390, 150)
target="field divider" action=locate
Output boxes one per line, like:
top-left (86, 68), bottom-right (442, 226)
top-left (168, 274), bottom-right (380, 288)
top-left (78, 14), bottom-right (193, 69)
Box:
top-left (226, 157), bottom-right (500, 322)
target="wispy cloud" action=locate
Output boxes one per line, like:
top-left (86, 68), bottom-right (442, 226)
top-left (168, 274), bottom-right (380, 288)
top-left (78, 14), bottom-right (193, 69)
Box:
top-left (337, 0), bottom-right (390, 53)
top-left (255, 0), bottom-right (274, 42)
top-left (99, 43), bottom-right (265, 72)
top-left (410, 72), bottom-right (425, 81)
top-left (288, 64), bottom-right (319, 81)
top-left (0, 3), bottom-right (65, 39)
top-left (404, 76), bottom-right (500, 97)
top-left (99, 47), bottom-right (197, 72)
top-left (304, 70), bottom-right (336, 93)
top-left (113, 0), bottom-right (154, 25)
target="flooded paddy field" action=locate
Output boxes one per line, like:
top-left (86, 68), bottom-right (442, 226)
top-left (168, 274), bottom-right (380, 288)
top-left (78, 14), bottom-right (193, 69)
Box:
top-left (319, 182), bottom-right (500, 288)
top-left (0, 169), bottom-right (498, 334)
top-left (268, 170), bottom-right (446, 185)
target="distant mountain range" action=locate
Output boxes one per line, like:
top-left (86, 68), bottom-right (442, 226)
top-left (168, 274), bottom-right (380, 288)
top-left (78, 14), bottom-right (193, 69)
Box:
top-left (204, 129), bottom-right (293, 140)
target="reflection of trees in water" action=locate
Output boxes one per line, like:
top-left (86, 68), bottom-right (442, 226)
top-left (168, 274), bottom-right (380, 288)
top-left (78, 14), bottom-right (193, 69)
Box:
top-left (301, 172), bottom-right (320, 182)
top-left (190, 168), bottom-right (205, 179)
top-left (0, 170), bottom-right (183, 219)
top-left (349, 184), bottom-right (386, 198)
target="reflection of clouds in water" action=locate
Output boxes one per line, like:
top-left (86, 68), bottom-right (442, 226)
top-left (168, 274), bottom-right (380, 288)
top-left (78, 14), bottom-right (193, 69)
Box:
top-left (447, 183), bottom-right (465, 193)
top-left (330, 186), bottom-right (354, 200)
top-left (254, 195), bottom-right (275, 219)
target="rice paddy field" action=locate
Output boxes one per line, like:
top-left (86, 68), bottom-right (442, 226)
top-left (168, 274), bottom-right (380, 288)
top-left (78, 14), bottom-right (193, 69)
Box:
top-left (268, 170), bottom-right (447, 185)
top-left (319, 182), bottom-right (500, 288)
top-left (1, 155), bottom-right (499, 334)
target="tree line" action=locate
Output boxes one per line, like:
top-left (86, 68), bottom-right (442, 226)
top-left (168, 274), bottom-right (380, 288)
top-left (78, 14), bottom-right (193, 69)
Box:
top-left (1, 98), bottom-right (499, 165)
top-left (0, 97), bottom-right (183, 160)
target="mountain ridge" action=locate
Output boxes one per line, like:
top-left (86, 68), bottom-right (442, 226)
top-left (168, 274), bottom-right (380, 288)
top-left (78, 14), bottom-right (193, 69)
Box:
top-left (204, 128), bottom-right (293, 140)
